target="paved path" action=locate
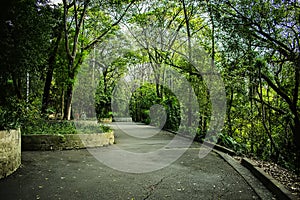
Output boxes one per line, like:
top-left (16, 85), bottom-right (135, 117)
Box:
top-left (0, 122), bottom-right (274, 199)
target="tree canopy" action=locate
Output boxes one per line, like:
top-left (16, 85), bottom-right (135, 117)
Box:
top-left (0, 0), bottom-right (299, 173)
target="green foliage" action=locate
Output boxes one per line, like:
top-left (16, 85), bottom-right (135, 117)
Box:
top-left (100, 124), bottom-right (112, 132)
top-left (129, 83), bottom-right (180, 131)
top-left (75, 122), bottom-right (111, 134)
top-left (93, 33), bottom-right (132, 119)
top-left (22, 120), bottom-right (76, 135)
top-left (22, 120), bottom-right (111, 135)
top-left (217, 132), bottom-right (246, 155)
top-left (162, 93), bottom-right (181, 131)
top-left (213, 0), bottom-right (300, 171)
top-left (0, 0), bottom-right (54, 86)
top-left (0, 97), bottom-right (41, 130)
top-left (0, 0), bottom-right (299, 173)
top-left (0, 105), bottom-right (20, 130)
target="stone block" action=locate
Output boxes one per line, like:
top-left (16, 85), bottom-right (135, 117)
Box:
top-left (22, 131), bottom-right (114, 151)
top-left (0, 129), bottom-right (21, 179)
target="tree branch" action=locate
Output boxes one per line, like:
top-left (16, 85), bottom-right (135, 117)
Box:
top-left (84, 0), bottom-right (135, 51)
top-left (72, 0), bottom-right (89, 59)
top-left (225, 1), bottom-right (293, 59)
top-left (251, 97), bottom-right (286, 115)
top-left (261, 73), bottom-right (293, 106)
top-left (63, 0), bottom-right (72, 60)
top-left (293, 60), bottom-right (300, 115)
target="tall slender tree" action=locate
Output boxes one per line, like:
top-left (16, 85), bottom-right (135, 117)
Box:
top-left (61, 0), bottom-right (135, 119)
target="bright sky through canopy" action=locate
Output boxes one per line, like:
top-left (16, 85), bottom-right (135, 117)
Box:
top-left (51, 0), bottom-right (62, 4)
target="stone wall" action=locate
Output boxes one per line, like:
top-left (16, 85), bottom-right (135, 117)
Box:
top-left (0, 129), bottom-right (21, 179)
top-left (99, 118), bottom-right (112, 123)
top-left (113, 117), bottom-right (132, 122)
top-left (22, 132), bottom-right (114, 151)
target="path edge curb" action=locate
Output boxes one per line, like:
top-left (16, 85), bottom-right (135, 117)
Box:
top-left (202, 141), bottom-right (236, 156)
top-left (164, 128), bottom-right (297, 200)
top-left (241, 158), bottom-right (297, 200)
top-left (212, 149), bottom-right (273, 199)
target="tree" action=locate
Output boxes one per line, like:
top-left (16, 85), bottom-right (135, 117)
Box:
top-left (41, 4), bottom-right (64, 115)
top-left (0, 0), bottom-right (61, 128)
top-left (0, 0), bottom-right (54, 102)
top-left (90, 33), bottom-right (131, 119)
top-left (61, 0), bottom-right (135, 120)
top-left (212, 0), bottom-right (300, 170)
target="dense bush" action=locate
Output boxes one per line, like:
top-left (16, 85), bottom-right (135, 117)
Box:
top-left (129, 83), bottom-right (180, 131)
top-left (22, 120), bottom-right (111, 135)
top-left (0, 97), bottom-right (39, 130)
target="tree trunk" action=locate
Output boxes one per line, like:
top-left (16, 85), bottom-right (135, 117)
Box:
top-left (41, 66), bottom-right (54, 114)
top-left (258, 64), bottom-right (279, 160)
top-left (41, 31), bottom-right (62, 114)
top-left (294, 119), bottom-right (300, 175)
top-left (12, 76), bottom-right (22, 99)
top-left (63, 83), bottom-right (73, 120)
top-left (227, 87), bottom-right (234, 136)
top-left (292, 61), bottom-right (300, 174)
top-left (59, 88), bottom-right (63, 118)
top-left (187, 86), bottom-right (192, 126)
top-left (63, 62), bottom-right (75, 120)
top-left (182, 0), bottom-right (192, 127)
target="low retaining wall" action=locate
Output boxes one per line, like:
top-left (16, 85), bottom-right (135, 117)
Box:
top-left (22, 132), bottom-right (114, 151)
top-left (0, 129), bottom-right (21, 179)
top-left (113, 117), bottom-right (132, 122)
top-left (99, 118), bottom-right (112, 123)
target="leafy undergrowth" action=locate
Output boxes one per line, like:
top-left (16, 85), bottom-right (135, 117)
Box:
top-left (234, 156), bottom-right (300, 198)
top-left (22, 120), bottom-right (111, 135)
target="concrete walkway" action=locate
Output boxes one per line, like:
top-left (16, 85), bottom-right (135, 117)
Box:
top-left (0, 122), bottom-right (274, 199)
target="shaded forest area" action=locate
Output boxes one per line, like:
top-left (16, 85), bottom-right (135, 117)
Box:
top-left (0, 0), bottom-right (299, 174)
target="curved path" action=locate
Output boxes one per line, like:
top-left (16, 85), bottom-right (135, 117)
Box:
top-left (0, 122), bottom-right (274, 199)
